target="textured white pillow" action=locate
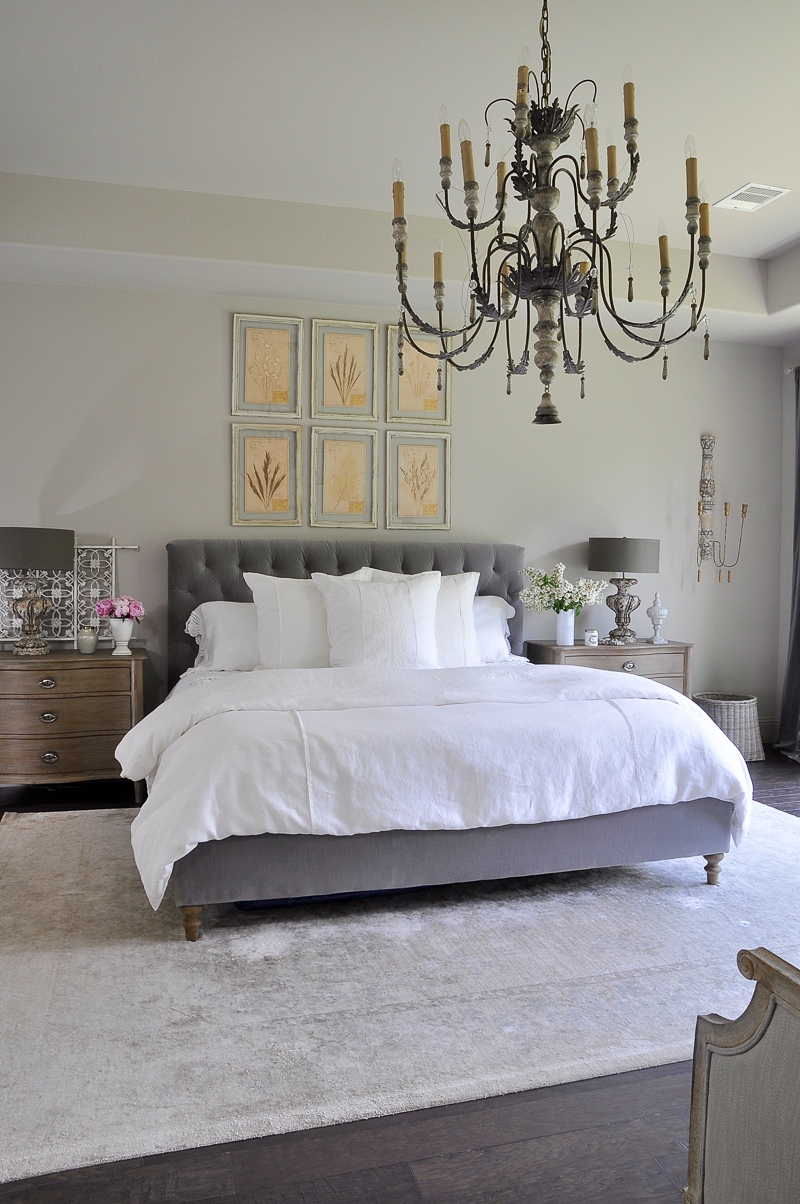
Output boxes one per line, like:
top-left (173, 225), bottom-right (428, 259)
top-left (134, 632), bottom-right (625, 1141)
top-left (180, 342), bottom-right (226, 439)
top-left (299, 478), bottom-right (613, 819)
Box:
top-left (185, 602), bottom-right (260, 671)
top-left (473, 595), bottom-right (516, 663)
top-left (360, 568), bottom-right (481, 668)
top-left (244, 571), bottom-right (370, 668)
top-left (311, 572), bottom-right (441, 668)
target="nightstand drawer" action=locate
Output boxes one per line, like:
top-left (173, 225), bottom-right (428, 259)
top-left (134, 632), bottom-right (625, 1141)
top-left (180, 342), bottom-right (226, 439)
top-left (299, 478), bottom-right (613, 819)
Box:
top-left (0, 694), bottom-right (131, 736)
top-left (570, 650), bottom-right (685, 676)
top-left (0, 665), bottom-right (131, 697)
top-left (0, 734), bottom-right (122, 778)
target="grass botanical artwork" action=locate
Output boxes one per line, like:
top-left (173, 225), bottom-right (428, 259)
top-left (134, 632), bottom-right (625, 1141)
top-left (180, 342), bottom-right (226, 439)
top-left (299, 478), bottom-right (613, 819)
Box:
top-left (232, 315), bottom-right (302, 417)
top-left (312, 321), bottom-right (378, 419)
top-left (322, 440), bottom-right (366, 515)
top-left (387, 327), bottom-right (450, 424)
top-left (244, 437), bottom-right (290, 513)
top-left (398, 445), bottom-right (438, 518)
top-left (311, 427), bottom-right (376, 527)
top-left (232, 424), bottom-right (301, 525)
top-left (387, 431), bottom-right (450, 529)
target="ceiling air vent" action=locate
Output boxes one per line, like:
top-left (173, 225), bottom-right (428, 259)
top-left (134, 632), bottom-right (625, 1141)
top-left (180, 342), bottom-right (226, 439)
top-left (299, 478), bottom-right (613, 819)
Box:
top-left (714, 183), bottom-right (791, 212)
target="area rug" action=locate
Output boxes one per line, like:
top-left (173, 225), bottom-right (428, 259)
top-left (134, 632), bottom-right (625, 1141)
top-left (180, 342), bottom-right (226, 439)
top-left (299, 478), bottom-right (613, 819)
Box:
top-left (1, 802), bottom-right (799, 1182)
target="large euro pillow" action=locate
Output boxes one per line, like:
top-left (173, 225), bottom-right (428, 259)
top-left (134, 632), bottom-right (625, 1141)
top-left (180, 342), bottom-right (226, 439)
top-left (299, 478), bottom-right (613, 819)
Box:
top-left (185, 601), bottom-right (260, 671)
top-left (243, 570), bottom-right (371, 668)
top-left (359, 567), bottom-right (481, 668)
top-left (311, 571), bottom-right (441, 669)
top-left (473, 595), bottom-right (516, 663)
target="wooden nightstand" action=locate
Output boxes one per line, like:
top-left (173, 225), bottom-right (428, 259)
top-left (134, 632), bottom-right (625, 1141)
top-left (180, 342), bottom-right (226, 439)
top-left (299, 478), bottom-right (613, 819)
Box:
top-left (0, 648), bottom-right (146, 797)
top-left (523, 639), bottom-right (693, 696)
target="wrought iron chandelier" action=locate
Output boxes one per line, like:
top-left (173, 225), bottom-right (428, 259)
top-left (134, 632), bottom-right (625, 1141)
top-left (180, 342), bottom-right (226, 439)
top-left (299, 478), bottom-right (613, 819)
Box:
top-left (390, 0), bottom-right (712, 425)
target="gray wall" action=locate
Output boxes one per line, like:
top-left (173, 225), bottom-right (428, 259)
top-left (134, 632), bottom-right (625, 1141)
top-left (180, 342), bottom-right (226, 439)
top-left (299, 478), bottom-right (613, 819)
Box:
top-left (0, 279), bottom-right (783, 721)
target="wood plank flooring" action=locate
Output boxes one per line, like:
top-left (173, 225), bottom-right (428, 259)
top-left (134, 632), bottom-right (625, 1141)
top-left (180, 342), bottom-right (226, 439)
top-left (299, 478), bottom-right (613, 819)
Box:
top-left (1, 751), bottom-right (797, 1203)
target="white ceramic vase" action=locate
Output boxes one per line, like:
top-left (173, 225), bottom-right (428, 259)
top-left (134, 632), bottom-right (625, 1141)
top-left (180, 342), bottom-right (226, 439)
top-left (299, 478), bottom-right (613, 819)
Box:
top-left (555, 609), bottom-right (575, 647)
top-left (109, 617), bottom-right (134, 656)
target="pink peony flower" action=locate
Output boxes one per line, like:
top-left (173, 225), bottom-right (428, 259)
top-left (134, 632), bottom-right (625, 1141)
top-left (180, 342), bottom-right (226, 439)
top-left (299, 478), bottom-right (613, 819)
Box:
top-left (96, 596), bottom-right (145, 622)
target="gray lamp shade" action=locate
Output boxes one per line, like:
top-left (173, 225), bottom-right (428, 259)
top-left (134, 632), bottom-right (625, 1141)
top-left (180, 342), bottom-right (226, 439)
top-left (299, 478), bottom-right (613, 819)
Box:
top-left (0, 527), bottom-right (75, 571)
top-left (587, 537), bottom-right (660, 574)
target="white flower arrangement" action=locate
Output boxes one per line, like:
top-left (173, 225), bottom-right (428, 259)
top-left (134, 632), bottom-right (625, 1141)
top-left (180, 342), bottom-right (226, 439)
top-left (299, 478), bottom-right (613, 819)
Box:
top-left (521, 562), bottom-right (608, 616)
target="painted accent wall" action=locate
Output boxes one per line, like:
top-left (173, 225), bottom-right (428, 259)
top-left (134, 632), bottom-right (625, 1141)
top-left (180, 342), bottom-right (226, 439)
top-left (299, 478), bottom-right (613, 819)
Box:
top-left (0, 280), bottom-right (783, 724)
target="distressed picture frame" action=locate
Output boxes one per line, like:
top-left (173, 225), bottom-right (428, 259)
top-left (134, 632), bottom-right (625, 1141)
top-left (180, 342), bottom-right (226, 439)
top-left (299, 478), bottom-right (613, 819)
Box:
top-left (232, 314), bottom-right (303, 417)
top-left (232, 424), bottom-right (302, 526)
top-left (386, 431), bottom-right (451, 530)
top-left (311, 319), bottom-right (379, 420)
top-left (386, 326), bottom-right (451, 424)
top-left (310, 427), bottom-right (378, 528)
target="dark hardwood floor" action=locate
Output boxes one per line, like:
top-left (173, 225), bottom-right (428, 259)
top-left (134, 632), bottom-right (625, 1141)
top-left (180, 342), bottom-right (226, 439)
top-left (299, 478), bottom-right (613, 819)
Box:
top-left (1, 751), bottom-right (797, 1203)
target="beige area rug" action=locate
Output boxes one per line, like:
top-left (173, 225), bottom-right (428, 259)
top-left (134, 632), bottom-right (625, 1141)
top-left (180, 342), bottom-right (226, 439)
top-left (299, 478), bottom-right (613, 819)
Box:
top-left (2, 802), bottom-right (800, 1182)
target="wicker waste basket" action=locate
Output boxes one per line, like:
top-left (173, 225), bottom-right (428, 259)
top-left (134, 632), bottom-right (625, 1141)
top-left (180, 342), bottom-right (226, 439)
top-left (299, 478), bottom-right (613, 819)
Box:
top-left (692, 692), bottom-right (765, 761)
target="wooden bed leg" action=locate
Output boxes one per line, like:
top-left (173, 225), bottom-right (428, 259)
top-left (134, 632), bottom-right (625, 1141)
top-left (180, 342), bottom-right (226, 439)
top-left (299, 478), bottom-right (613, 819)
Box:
top-left (180, 905), bottom-right (203, 941)
top-left (704, 853), bottom-right (724, 886)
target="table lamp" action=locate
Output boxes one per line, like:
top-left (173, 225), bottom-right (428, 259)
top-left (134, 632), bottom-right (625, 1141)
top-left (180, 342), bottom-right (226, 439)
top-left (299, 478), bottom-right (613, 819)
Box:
top-left (587, 537), bottom-right (660, 645)
top-left (0, 527), bottom-right (75, 656)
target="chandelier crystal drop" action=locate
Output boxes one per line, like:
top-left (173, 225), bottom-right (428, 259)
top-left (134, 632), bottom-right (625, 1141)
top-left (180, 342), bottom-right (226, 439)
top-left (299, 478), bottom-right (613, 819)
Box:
top-left (390, 0), bottom-right (712, 425)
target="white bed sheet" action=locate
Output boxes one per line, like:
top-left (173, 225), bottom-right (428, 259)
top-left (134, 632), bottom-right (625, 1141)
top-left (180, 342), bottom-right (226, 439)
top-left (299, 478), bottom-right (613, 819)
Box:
top-left (119, 662), bottom-right (752, 909)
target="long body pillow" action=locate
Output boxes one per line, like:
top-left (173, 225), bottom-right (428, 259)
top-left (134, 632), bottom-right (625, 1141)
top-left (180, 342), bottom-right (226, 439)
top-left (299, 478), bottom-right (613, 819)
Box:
top-left (358, 567), bottom-right (482, 668)
top-left (311, 571), bottom-right (441, 668)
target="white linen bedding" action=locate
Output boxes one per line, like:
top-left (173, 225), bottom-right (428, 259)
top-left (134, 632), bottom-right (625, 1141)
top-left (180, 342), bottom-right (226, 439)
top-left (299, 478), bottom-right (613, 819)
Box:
top-left (119, 663), bottom-right (753, 910)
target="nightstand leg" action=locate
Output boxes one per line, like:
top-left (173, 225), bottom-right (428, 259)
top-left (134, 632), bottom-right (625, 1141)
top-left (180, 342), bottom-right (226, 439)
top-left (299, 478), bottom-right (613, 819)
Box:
top-left (133, 779), bottom-right (146, 807)
top-left (704, 852), bottom-right (724, 885)
top-left (180, 905), bottom-right (203, 941)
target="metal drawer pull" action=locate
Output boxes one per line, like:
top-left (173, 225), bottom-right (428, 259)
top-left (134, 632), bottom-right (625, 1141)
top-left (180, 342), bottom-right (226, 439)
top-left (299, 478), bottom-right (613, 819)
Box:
top-left (38, 677), bottom-right (56, 690)
top-left (40, 751), bottom-right (59, 764)
top-left (40, 712), bottom-right (57, 724)
top-left (622, 661), bottom-right (636, 672)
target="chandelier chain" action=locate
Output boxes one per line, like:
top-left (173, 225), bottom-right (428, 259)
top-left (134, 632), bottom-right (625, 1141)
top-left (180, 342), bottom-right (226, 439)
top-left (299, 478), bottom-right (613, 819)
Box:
top-left (539, 0), bottom-right (551, 105)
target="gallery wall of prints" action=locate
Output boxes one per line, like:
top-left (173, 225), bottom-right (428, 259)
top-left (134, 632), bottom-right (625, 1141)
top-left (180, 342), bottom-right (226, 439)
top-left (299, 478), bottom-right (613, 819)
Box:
top-left (230, 314), bottom-right (451, 531)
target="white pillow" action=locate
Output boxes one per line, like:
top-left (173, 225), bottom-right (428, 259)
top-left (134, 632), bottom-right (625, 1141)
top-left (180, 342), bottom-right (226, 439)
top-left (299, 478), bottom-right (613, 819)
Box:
top-left (473, 595), bottom-right (516, 663)
top-left (185, 602), bottom-right (260, 671)
top-left (243, 570), bottom-right (370, 669)
top-left (359, 568), bottom-right (481, 668)
top-left (311, 572), bottom-right (441, 669)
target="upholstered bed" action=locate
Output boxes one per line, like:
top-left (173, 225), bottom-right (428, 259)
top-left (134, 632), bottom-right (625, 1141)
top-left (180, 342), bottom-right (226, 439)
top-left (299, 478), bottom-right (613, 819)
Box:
top-left (120, 538), bottom-right (750, 941)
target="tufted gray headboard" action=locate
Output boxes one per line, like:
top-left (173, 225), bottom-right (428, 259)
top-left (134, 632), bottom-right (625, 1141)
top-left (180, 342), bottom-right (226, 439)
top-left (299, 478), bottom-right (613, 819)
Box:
top-left (167, 539), bottom-right (525, 688)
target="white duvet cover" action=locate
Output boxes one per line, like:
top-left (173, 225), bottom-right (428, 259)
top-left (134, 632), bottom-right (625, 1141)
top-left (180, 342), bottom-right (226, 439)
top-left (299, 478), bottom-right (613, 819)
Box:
top-left (118, 663), bottom-right (753, 909)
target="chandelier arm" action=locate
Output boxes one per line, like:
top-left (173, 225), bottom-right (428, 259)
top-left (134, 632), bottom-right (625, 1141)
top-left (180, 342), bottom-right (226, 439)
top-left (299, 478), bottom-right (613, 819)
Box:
top-left (562, 78), bottom-right (598, 113)
top-left (483, 97), bottom-right (516, 126)
top-left (595, 236), bottom-right (698, 332)
top-left (448, 321), bottom-right (503, 371)
top-left (551, 162), bottom-right (592, 210)
top-left (400, 295), bottom-right (485, 342)
top-left (594, 306), bottom-right (663, 362)
top-left (400, 312), bottom-right (491, 366)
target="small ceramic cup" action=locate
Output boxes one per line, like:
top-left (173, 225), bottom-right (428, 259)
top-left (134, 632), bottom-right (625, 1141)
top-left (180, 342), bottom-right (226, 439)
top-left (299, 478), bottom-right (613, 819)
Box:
top-left (77, 626), bottom-right (99, 654)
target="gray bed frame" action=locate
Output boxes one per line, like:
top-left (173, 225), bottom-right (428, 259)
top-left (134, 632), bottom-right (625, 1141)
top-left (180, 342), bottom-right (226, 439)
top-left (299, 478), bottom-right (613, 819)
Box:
top-left (166, 538), bottom-right (733, 941)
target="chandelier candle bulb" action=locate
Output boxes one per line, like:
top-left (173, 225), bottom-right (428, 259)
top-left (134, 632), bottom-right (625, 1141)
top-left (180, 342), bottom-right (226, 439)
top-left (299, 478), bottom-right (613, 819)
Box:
top-left (439, 111), bottom-right (451, 161)
top-left (392, 160), bottom-right (404, 219)
top-left (685, 136), bottom-right (698, 199)
top-left (623, 65), bottom-right (636, 120)
top-left (433, 241), bottom-right (444, 285)
top-left (458, 119), bottom-right (475, 182)
top-left (585, 126), bottom-right (600, 174)
top-left (658, 221), bottom-right (670, 269)
top-left (699, 179), bottom-right (710, 239)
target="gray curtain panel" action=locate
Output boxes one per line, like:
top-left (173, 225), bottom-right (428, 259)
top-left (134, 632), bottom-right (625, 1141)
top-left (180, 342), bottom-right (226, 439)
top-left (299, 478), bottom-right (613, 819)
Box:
top-left (776, 368), bottom-right (800, 760)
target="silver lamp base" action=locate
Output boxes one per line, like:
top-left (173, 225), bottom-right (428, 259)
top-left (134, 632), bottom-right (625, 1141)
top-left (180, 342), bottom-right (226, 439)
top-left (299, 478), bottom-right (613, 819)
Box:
top-left (600, 576), bottom-right (640, 645)
top-left (11, 579), bottom-right (51, 655)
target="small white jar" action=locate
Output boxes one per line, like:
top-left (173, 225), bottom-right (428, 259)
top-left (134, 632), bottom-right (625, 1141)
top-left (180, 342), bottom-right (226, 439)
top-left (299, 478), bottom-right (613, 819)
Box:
top-left (584, 629), bottom-right (599, 647)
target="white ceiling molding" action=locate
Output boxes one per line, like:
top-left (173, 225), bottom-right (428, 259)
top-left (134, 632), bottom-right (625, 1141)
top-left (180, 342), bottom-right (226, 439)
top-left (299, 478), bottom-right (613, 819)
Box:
top-left (1, 240), bottom-right (799, 346)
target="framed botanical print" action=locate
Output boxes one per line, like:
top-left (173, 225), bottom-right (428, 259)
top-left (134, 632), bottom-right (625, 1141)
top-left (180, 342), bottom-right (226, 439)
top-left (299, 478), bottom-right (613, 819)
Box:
top-left (386, 326), bottom-right (451, 424)
top-left (386, 431), bottom-right (450, 530)
top-left (232, 424), bottom-right (302, 525)
top-left (310, 427), bottom-right (377, 528)
top-left (232, 314), bottom-right (303, 417)
top-left (311, 319), bottom-right (378, 420)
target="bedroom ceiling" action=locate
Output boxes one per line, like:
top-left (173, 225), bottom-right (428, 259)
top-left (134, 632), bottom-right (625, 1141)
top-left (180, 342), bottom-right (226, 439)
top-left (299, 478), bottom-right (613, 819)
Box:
top-left (0, 0), bottom-right (798, 264)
